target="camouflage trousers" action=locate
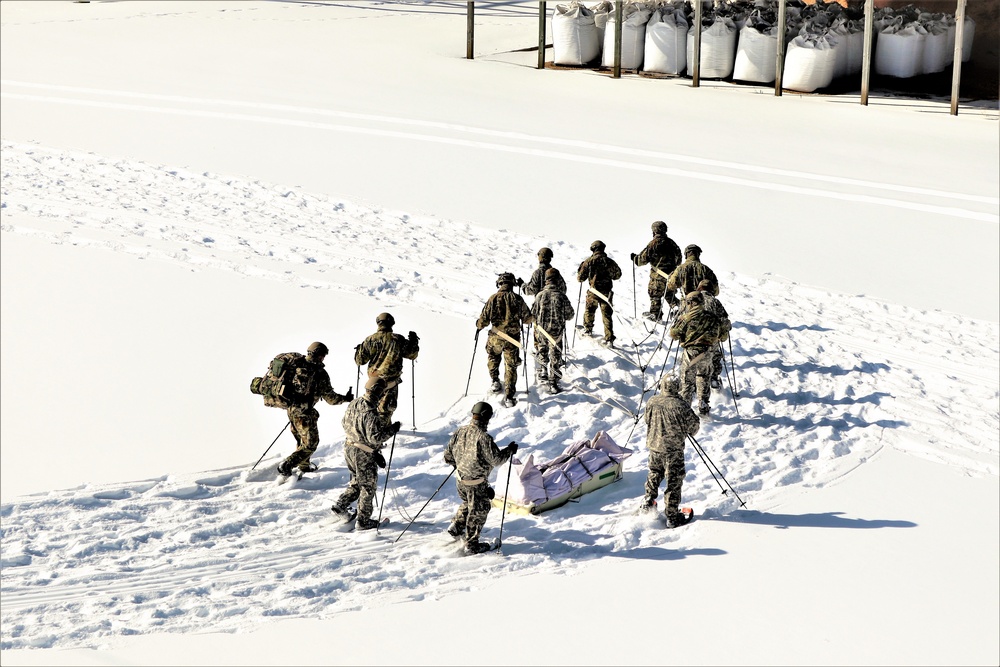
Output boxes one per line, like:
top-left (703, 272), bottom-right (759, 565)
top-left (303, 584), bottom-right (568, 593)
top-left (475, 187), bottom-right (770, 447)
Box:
top-left (644, 447), bottom-right (686, 516)
top-left (647, 274), bottom-right (678, 318)
top-left (533, 327), bottom-right (565, 382)
top-left (450, 480), bottom-right (493, 544)
top-left (486, 333), bottom-right (521, 398)
top-left (336, 445), bottom-right (380, 521)
top-left (374, 377), bottom-right (401, 421)
top-left (711, 345), bottom-right (724, 382)
top-left (679, 345), bottom-right (714, 405)
top-left (583, 289), bottom-right (614, 342)
top-left (282, 405), bottom-right (320, 470)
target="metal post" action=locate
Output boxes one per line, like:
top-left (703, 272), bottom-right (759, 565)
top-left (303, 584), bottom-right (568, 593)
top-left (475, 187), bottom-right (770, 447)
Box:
top-left (775, 0), bottom-right (787, 96)
top-left (538, 2), bottom-right (547, 70)
top-left (860, 0), bottom-right (875, 105)
top-left (466, 1), bottom-right (474, 60)
top-left (950, 0), bottom-right (967, 116)
top-left (692, 0), bottom-right (702, 87)
top-left (613, 1), bottom-right (623, 78)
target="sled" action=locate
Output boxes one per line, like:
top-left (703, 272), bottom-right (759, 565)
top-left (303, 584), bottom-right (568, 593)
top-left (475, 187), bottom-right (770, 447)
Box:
top-left (493, 459), bottom-right (624, 515)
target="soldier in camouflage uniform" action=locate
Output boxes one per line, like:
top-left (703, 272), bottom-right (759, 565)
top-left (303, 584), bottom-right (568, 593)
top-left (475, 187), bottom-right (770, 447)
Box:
top-left (669, 290), bottom-right (724, 416)
top-left (641, 375), bottom-right (701, 528)
top-left (277, 342), bottom-right (353, 476)
top-left (696, 279), bottom-right (732, 390)
top-left (522, 247), bottom-right (567, 296)
top-left (443, 401), bottom-right (518, 555)
top-left (529, 268), bottom-right (575, 394)
top-left (331, 376), bottom-right (402, 530)
top-left (630, 221), bottom-right (682, 322)
top-left (666, 244), bottom-right (720, 300)
top-left (576, 240), bottom-right (623, 346)
top-left (477, 272), bottom-right (534, 408)
top-left (354, 312), bottom-right (420, 420)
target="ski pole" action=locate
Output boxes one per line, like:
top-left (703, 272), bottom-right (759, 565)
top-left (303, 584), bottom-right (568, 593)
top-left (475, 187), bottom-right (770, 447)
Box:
top-left (394, 468), bottom-right (456, 544)
top-left (376, 432), bottom-right (397, 531)
top-left (251, 421), bottom-right (290, 471)
top-left (411, 358), bottom-right (417, 431)
top-left (464, 329), bottom-right (480, 397)
top-left (496, 454), bottom-right (515, 554)
top-left (688, 434), bottom-right (746, 507)
top-left (355, 365), bottom-right (361, 398)
top-left (631, 261), bottom-right (637, 319)
top-left (728, 337), bottom-right (739, 397)
top-left (571, 281), bottom-right (583, 348)
top-left (522, 325), bottom-right (530, 399)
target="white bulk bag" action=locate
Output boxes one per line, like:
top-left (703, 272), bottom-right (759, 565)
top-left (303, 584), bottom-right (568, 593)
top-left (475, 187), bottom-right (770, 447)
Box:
top-left (830, 19), bottom-right (850, 79)
top-left (643, 8), bottom-right (688, 74)
top-left (602, 3), bottom-right (652, 69)
top-left (553, 2), bottom-right (600, 66)
top-left (591, 1), bottom-right (613, 48)
top-left (946, 17), bottom-right (976, 63)
top-left (687, 16), bottom-right (738, 78)
top-left (783, 33), bottom-right (837, 92)
top-left (733, 22), bottom-right (777, 83)
top-left (845, 20), bottom-right (865, 75)
top-left (876, 22), bottom-right (927, 78)
top-left (921, 20), bottom-right (949, 74)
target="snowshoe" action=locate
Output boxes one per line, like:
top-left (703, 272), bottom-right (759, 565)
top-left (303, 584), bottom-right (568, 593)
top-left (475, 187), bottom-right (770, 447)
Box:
top-left (298, 461), bottom-right (319, 474)
top-left (464, 539), bottom-right (494, 555)
top-left (446, 521), bottom-right (464, 539)
top-left (710, 376), bottom-right (722, 390)
top-left (639, 499), bottom-right (657, 514)
top-left (698, 401), bottom-right (710, 417)
top-left (355, 516), bottom-right (380, 531)
top-left (665, 507), bottom-right (695, 529)
top-left (276, 461), bottom-right (293, 478)
top-left (489, 379), bottom-right (503, 393)
top-left (331, 504), bottom-right (356, 522)
top-left (599, 338), bottom-right (615, 349)
top-left (548, 381), bottom-right (563, 394)
top-left (501, 396), bottom-right (517, 408)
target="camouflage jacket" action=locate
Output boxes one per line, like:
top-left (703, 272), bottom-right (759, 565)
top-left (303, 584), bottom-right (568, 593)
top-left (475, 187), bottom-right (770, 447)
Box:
top-left (577, 251), bottom-right (622, 295)
top-left (354, 329), bottom-right (419, 382)
top-left (702, 294), bottom-right (732, 342)
top-left (524, 262), bottom-right (567, 296)
top-left (635, 234), bottom-right (682, 276)
top-left (669, 304), bottom-right (723, 350)
top-left (530, 282), bottom-right (575, 338)
top-left (644, 393), bottom-right (700, 453)
top-left (341, 395), bottom-right (395, 450)
top-left (476, 286), bottom-right (533, 340)
top-left (294, 360), bottom-right (351, 408)
top-left (443, 422), bottom-right (512, 482)
top-left (667, 258), bottom-right (719, 297)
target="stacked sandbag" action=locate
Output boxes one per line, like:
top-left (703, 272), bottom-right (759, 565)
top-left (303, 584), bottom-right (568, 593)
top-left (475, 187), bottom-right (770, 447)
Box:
top-left (643, 5), bottom-right (688, 75)
top-left (602, 1), bottom-right (653, 69)
top-left (733, 8), bottom-right (778, 83)
top-left (553, 1), bottom-right (600, 65)
top-left (687, 15), bottom-right (738, 78)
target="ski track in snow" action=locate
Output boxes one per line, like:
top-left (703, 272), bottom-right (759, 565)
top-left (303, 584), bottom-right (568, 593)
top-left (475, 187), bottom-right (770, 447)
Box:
top-left (1, 142), bottom-right (998, 650)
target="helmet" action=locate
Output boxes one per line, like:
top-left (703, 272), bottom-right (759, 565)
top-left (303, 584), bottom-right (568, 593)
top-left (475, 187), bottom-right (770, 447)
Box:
top-left (685, 291), bottom-right (704, 305)
top-left (307, 341), bottom-right (329, 357)
top-left (696, 279), bottom-right (713, 292)
top-left (496, 272), bottom-right (515, 287)
top-left (590, 240), bottom-right (606, 252)
top-left (537, 247), bottom-right (553, 262)
top-left (471, 401), bottom-right (494, 421)
top-left (651, 220), bottom-right (667, 235)
top-left (375, 312), bottom-right (395, 327)
top-left (545, 268), bottom-right (561, 281)
top-left (684, 244), bottom-right (702, 257)
top-left (661, 375), bottom-right (681, 396)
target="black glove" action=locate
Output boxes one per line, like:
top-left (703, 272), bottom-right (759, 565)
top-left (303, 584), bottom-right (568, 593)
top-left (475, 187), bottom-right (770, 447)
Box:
top-left (515, 277), bottom-right (524, 287)
top-left (506, 442), bottom-right (519, 456)
top-left (408, 330), bottom-right (419, 342)
top-left (630, 252), bottom-right (637, 263)
top-left (486, 486), bottom-right (496, 500)
top-left (391, 421), bottom-right (402, 435)
top-left (374, 452), bottom-right (387, 469)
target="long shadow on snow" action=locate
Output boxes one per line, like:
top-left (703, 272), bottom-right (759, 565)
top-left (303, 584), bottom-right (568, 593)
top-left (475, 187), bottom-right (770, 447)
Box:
top-left (736, 321), bottom-right (833, 334)
top-left (732, 356), bottom-right (891, 377)
top-left (717, 509), bottom-right (916, 530)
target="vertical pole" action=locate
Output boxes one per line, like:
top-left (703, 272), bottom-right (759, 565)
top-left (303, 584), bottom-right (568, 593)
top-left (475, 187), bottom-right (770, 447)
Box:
top-left (538, 2), bottom-right (547, 70)
top-left (860, 0), bottom-right (875, 105)
top-left (467, 1), bottom-right (474, 60)
top-left (775, 0), bottom-right (787, 96)
top-left (613, 1), bottom-right (623, 78)
top-left (950, 0), bottom-right (967, 116)
top-left (692, 0), bottom-right (702, 87)
top-left (411, 358), bottom-right (417, 431)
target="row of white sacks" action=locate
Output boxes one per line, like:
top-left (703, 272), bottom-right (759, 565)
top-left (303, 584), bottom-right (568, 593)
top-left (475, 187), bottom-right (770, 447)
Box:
top-left (553, 4), bottom-right (975, 93)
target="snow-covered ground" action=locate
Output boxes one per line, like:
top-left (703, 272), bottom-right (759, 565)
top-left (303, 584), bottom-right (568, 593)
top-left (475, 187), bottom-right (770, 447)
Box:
top-left (1, 2), bottom-right (998, 665)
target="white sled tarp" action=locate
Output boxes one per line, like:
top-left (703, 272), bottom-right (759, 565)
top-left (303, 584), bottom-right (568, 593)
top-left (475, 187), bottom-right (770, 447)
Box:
top-left (495, 430), bottom-right (633, 515)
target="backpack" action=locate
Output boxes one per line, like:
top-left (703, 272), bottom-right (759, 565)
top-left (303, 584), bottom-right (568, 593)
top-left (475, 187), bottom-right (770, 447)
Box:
top-left (250, 352), bottom-right (312, 409)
